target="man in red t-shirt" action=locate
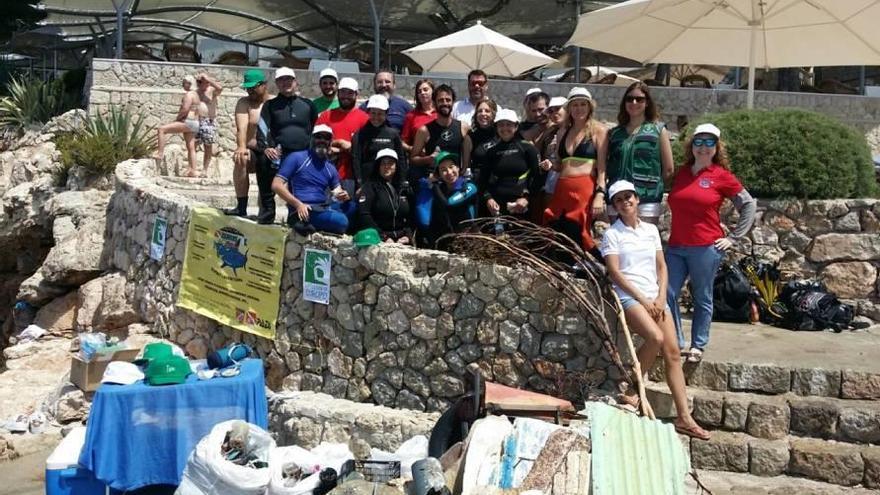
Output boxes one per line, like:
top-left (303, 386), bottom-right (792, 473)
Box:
top-left (316, 77), bottom-right (369, 194)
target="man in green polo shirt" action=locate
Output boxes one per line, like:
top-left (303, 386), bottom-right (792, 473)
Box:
top-left (313, 67), bottom-right (340, 113)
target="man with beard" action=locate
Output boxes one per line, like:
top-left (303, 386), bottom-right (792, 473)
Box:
top-left (257, 67), bottom-right (318, 223)
top-left (452, 69), bottom-right (497, 123)
top-left (316, 77), bottom-right (370, 196)
top-left (410, 84), bottom-right (471, 185)
top-left (272, 125), bottom-right (351, 234)
top-left (312, 67), bottom-right (340, 113)
top-left (223, 69), bottom-right (273, 219)
top-left (519, 89), bottom-right (549, 139)
top-left (359, 69), bottom-right (412, 132)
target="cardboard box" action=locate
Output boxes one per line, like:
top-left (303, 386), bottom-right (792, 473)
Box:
top-left (70, 348), bottom-right (140, 392)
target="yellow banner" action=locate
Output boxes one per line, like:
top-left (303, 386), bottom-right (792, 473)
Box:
top-left (177, 207), bottom-right (287, 339)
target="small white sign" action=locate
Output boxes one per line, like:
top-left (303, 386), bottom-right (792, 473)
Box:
top-left (302, 248), bottom-right (332, 305)
top-left (150, 216), bottom-right (168, 261)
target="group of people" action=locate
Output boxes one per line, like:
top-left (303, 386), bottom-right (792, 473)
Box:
top-left (160, 67), bottom-right (758, 439)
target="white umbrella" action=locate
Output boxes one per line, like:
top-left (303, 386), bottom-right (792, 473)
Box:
top-left (567, 0), bottom-right (880, 108)
top-left (403, 21), bottom-right (555, 77)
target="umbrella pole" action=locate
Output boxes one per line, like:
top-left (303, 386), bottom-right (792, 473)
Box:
top-left (747, 1), bottom-right (759, 109)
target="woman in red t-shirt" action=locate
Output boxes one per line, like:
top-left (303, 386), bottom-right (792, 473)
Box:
top-left (401, 79), bottom-right (437, 152)
top-left (665, 123), bottom-right (756, 363)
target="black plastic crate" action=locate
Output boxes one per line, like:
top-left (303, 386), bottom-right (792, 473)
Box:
top-left (343, 459), bottom-right (401, 482)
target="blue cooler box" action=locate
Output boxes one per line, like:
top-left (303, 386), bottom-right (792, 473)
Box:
top-left (45, 426), bottom-right (115, 495)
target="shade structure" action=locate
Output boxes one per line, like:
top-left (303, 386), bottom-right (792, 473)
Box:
top-left (402, 21), bottom-right (555, 76)
top-left (567, 0), bottom-right (880, 107)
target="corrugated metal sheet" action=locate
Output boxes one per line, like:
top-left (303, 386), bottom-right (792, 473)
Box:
top-left (588, 402), bottom-right (690, 495)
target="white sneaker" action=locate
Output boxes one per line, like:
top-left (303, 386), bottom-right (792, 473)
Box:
top-left (28, 412), bottom-right (46, 434)
top-left (2, 414), bottom-right (29, 433)
top-left (686, 348), bottom-right (704, 363)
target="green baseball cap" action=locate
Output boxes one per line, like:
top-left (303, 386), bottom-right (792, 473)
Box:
top-left (435, 151), bottom-right (459, 167)
top-left (145, 355), bottom-right (192, 385)
top-left (134, 342), bottom-right (173, 365)
top-left (353, 228), bottom-right (381, 247)
top-left (241, 69), bottom-right (266, 89)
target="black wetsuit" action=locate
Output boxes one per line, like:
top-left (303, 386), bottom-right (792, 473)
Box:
top-left (357, 179), bottom-right (412, 240)
top-left (480, 139), bottom-right (540, 215)
top-left (420, 179), bottom-right (478, 250)
top-left (258, 95), bottom-right (318, 154)
top-left (352, 123), bottom-right (407, 186)
top-left (468, 125), bottom-right (497, 185)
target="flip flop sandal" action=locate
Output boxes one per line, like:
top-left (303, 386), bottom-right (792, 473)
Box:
top-left (675, 422), bottom-right (711, 441)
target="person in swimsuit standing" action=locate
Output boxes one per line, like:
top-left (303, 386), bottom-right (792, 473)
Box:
top-left (154, 75), bottom-right (200, 175)
top-left (543, 87), bottom-right (607, 257)
top-left (192, 72), bottom-right (223, 177)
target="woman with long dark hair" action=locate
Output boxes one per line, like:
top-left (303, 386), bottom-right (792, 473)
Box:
top-left (666, 123), bottom-right (756, 362)
top-left (467, 99), bottom-right (498, 184)
top-left (401, 79), bottom-right (436, 152)
top-left (604, 82), bottom-right (674, 224)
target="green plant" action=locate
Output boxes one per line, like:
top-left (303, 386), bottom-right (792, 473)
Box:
top-left (57, 107), bottom-right (156, 176)
top-left (673, 109), bottom-right (878, 199)
top-left (0, 75), bottom-right (80, 130)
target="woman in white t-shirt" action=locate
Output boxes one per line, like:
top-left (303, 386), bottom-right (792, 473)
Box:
top-left (601, 180), bottom-right (709, 441)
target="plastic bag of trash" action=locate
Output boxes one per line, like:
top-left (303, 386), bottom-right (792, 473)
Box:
top-left (176, 420), bottom-right (275, 495)
top-left (369, 435), bottom-right (429, 479)
top-left (267, 443), bottom-right (354, 495)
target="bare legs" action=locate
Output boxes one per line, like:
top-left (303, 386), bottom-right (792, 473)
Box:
top-left (201, 143), bottom-right (213, 177)
top-left (183, 133), bottom-right (198, 177)
top-left (624, 304), bottom-right (709, 439)
top-left (155, 122), bottom-right (199, 177)
top-left (232, 154), bottom-right (252, 198)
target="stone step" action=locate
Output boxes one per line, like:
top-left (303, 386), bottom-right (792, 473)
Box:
top-left (680, 429), bottom-right (880, 488)
top-left (648, 355), bottom-right (880, 400)
top-left (686, 468), bottom-right (880, 494)
top-left (646, 380), bottom-right (880, 445)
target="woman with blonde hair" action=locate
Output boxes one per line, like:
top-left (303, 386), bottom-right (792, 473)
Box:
top-left (542, 87), bottom-right (607, 257)
top-left (666, 123), bottom-right (756, 362)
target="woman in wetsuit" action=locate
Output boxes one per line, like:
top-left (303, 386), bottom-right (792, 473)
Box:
top-left (416, 151), bottom-right (478, 250)
top-left (543, 87), bottom-right (607, 256)
top-left (467, 99), bottom-right (498, 184)
top-left (479, 109), bottom-right (540, 218)
top-left (357, 148), bottom-right (412, 244)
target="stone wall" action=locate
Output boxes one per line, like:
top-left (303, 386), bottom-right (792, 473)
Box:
top-left (106, 159), bottom-right (625, 412)
top-left (88, 58), bottom-right (880, 158)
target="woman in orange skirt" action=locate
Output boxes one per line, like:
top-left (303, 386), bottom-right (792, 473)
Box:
top-left (543, 87), bottom-right (607, 257)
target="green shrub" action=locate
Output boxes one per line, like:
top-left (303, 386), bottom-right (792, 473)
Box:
top-left (0, 75), bottom-right (80, 130)
top-left (673, 109), bottom-right (878, 199)
top-left (57, 107), bottom-right (156, 176)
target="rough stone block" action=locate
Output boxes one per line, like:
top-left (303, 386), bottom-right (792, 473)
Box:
top-left (748, 438), bottom-right (790, 477)
top-left (838, 408), bottom-right (880, 444)
top-left (728, 364), bottom-right (791, 394)
top-left (692, 392), bottom-right (724, 428)
top-left (746, 401), bottom-right (790, 440)
top-left (864, 447), bottom-right (880, 489)
top-left (820, 262), bottom-right (878, 299)
top-left (807, 233), bottom-right (880, 263)
top-left (685, 361), bottom-right (729, 391)
top-left (789, 398), bottom-right (839, 440)
top-left (644, 383), bottom-right (691, 419)
top-left (722, 395), bottom-right (750, 432)
top-left (690, 431), bottom-right (749, 472)
top-left (792, 368), bottom-right (842, 397)
top-left (842, 371), bottom-right (880, 399)
top-left (789, 438), bottom-right (865, 486)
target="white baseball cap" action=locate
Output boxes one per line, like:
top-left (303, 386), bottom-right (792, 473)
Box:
top-left (526, 87), bottom-right (543, 96)
top-left (376, 148), bottom-right (398, 161)
top-left (312, 124), bottom-right (333, 136)
top-left (338, 77), bottom-right (359, 92)
top-left (547, 96), bottom-right (567, 109)
top-left (608, 180), bottom-right (637, 201)
top-left (319, 68), bottom-right (338, 81)
top-left (101, 361), bottom-right (145, 385)
top-left (366, 94), bottom-right (389, 111)
top-left (274, 67), bottom-right (296, 79)
top-left (567, 87), bottom-right (592, 103)
top-left (494, 108), bottom-right (520, 124)
top-left (693, 123), bottom-right (721, 138)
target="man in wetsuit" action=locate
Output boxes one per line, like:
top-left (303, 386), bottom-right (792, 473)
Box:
top-left (312, 67), bottom-right (340, 113)
top-left (257, 67), bottom-right (318, 223)
top-left (316, 77), bottom-right (370, 197)
top-left (223, 69), bottom-right (273, 220)
top-left (410, 84), bottom-right (471, 185)
top-left (359, 69), bottom-right (412, 132)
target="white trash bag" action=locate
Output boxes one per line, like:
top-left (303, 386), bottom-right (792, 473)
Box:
top-left (267, 443), bottom-right (354, 495)
top-left (176, 420), bottom-right (275, 495)
top-left (369, 435), bottom-right (429, 479)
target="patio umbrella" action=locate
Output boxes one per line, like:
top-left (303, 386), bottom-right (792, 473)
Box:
top-left (402, 21), bottom-right (554, 77)
top-left (567, 0), bottom-right (880, 108)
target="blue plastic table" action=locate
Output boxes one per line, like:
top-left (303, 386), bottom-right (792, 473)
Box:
top-left (78, 358), bottom-right (268, 491)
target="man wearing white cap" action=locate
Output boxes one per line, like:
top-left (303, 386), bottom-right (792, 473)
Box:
top-left (272, 124), bottom-right (352, 235)
top-left (519, 89), bottom-right (550, 141)
top-left (316, 77), bottom-right (370, 196)
top-left (257, 67), bottom-right (318, 223)
top-left (352, 94), bottom-right (407, 185)
top-left (313, 67), bottom-right (340, 113)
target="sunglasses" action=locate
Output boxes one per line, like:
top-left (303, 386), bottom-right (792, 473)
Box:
top-left (624, 95), bottom-right (647, 104)
top-left (692, 137), bottom-right (717, 147)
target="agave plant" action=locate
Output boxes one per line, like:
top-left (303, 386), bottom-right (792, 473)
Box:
top-left (0, 75), bottom-right (80, 131)
top-left (57, 106), bottom-right (157, 176)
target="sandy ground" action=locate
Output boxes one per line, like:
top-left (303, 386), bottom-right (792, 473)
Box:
top-left (0, 447), bottom-right (48, 495)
